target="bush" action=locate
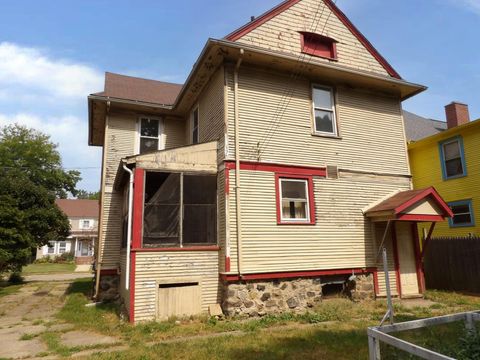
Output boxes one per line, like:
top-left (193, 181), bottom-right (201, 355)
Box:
top-left (8, 272), bottom-right (24, 284)
top-left (55, 252), bottom-right (74, 263)
top-left (35, 255), bottom-right (54, 264)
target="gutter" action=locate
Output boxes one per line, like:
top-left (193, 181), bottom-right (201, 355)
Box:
top-left (234, 49), bottom-right (244, 277)
top-left (122, 162), bottom-right (134, 290)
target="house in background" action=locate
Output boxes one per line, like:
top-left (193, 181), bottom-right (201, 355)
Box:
top-left (37, 199), bottom-right (99, 265)
top-left (88, 0), bottom-right (453, 323)
top-left (407, 102), bottom-right (479, 237)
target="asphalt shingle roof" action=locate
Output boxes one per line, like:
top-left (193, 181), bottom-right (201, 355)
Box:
top-left (403, 110), bottom-right (447, 141)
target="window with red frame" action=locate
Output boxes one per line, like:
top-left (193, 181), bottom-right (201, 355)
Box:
top-left (276, 175), bottom-right (315, 224)
top-left (299, 32), bottom-right (337, 60)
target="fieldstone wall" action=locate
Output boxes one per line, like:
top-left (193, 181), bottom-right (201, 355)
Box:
top-left (222, 278), bottom-right (323, 316)
top-left (98, 274), bottom-right (119, 301)
top-left (222, 274), bottom-right (375, 316)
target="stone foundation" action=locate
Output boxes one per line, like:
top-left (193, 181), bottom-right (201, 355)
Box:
top-left (98, 274), bottom-right (119, 301)
top-left (222, 274), bottom-right (375, 316)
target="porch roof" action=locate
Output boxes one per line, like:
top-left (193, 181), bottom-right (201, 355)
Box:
top-left (114, 141), bottom-right (218, 190)
top-left (364, 187), bottom-right (453, 222)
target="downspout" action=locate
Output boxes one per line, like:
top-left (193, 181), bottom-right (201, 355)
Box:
top-left (122, 162), bottom-right (134, 289)
top-left (234, 49), bottom-right (244, 277)
top-left (94, 101), bottom-right (110, 299)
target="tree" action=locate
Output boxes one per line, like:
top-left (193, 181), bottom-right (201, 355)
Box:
top-left (0, 124), bottom-right (80, 274)
top-left (76, 190), bottom-right (100, 200)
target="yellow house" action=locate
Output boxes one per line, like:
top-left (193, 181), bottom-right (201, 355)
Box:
top-left (408, 102), bottom-right (479, 237)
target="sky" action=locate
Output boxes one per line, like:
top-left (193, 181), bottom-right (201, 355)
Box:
top-left (0, 0), bottom-right (478, 192)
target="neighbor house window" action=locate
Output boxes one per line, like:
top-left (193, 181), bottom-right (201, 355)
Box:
top-left (47, 242), bottom-right (55, 254)
top-left (191, 107), bottom-right (199, 144)
top-left (448, 200), bottom-right (475, 228)
top-left (312, 86), bottom-right (337, 136)
top-left (58, 241), bottom-right (67, 254)
top-left (299, 32), bottom-right (337, 60)
top-left (276, 175), bottom-right (315, 225)
top-left (439, 136), bottom-right (466, 179)
top-left (80, 220), bottom-right (91, 229)
top-left (142, 172), bottom-right (216, 248)
top-left (139, 117), bottom-right (161, 154)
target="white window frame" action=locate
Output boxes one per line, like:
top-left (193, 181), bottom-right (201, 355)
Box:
top-left (311, 85), bottom-right (338, 136)
top-left (80, 219), bottom-right (94, 229)
top-left (136, 116), bottom-right (164, 154)
top-left (46, 241), bottom-right (56, 255)
top-left (58, 241), bottom-right (67, 254)
top-left (279, 178), bottom-right (310, 223)
top-left (191, 105), bottom-right (199, 144)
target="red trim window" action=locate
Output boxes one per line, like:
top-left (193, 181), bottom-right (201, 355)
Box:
top-left (299, 32), bottom-right (338, 60)
top-left (275, 174), bottom-right (315, 225)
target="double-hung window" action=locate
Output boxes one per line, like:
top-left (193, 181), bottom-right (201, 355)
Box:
top-left (312, 86), bottom-right (337, 136)
top-left (439, 136), bottom-right (466, 179)
top-left (58, 241), bottom-right (67, 254)
top-left (47, 241), bottom-right (55, 254)
top-left (80, 220), bottom-right (91, 229)
top-left (139, 117), bottom-right (161, 154)
top-left (191, 107), bottom-right (199, 144)
top-left (276, 175), bottom-right (315, 225)
top-left (448, 200), bottom-right (475, 228)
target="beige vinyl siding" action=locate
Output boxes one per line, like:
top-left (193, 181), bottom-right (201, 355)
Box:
top-left (118, 250), bottom-right (130, 312)
top-left (99, 192), bottom-right (123, 268)
top-left (134, 251), bottom-right (220, 322)
top-left (164, 116), bottom-right (186, 149)
top-left (217, 169), bottom-right (226, 272)
top-left (226, 67), bottom-right (408, 175)
top-left (374, 223), bottom-right (399, 296)
top-left (234, 0), bottom-right (389, 76)
top-left (228, 169), bottom-right (410, 274)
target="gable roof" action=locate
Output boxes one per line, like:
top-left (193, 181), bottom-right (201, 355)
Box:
top-left (224, 0), bottom-right (401, 79)
top-left (95, 72), bottom-right (183, 106)
top-left (365, 187), bottom-right (453, 220)
top-left (403, 110), bottom-right (447, 141)
top-left (55, 199), bottom-right (99, 218)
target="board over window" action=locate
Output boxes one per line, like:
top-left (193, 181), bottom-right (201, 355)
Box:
top-left (312, 86), bottom-right (338, 136)
top-left (439, 136), bottom-right (466, 179)
top-left (275, 174), bottom-right (315, 225)
top-left (299, 32), bottom-right (338, 60)
top-left (143, 171), bottom-right (217, 248)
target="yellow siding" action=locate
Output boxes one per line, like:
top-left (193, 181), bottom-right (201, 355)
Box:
top-left (227, 169), bottom-right (410, 274)
top-left (227, 66), bottom-right (408, 175)
top-left (134, 251), bottom-right (220, 322)
top-left (234, 0), bottom-right (389, 76)
top-left (409, 127), bottom-right (480, 237)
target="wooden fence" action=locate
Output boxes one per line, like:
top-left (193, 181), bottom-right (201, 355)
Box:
top-left (424, 235), bottom-right (480, 294)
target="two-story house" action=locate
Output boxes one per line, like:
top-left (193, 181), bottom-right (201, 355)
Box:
top-left (37, 199), bottom-right (98, 265)
top-left (407, 102), bottom-right (479, 237)
top-left (88, 0), bottom-right (453, 323)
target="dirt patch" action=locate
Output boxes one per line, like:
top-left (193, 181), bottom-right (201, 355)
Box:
top-left (60, 330), bottom-right (118, 347)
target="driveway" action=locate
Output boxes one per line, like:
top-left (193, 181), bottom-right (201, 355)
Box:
top-left (24, 272), bottom-right (93, 282)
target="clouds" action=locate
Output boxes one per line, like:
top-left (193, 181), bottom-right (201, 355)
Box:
top-left (448, 0), bottom-right (480, 15)
top-left (0, 42), bottom-right (102, 191)
top-left (0, 42), bottom-right (103, 101)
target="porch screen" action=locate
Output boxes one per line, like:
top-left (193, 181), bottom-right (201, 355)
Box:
top-left (143, 172), bottom-right (216, 248)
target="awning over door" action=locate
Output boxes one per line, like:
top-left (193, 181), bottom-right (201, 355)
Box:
top-left (364, 187), bottom-right (453, 222)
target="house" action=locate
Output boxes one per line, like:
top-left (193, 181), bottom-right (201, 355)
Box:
top-left (88, 0), bottom-right (453, 323)
top-left (37, 199), bottom-right (99, 265)
top-left (407, 102), bottom-right (479, 237)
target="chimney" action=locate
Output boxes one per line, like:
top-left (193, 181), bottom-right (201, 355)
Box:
top-left (445, 102), bottom-right (470, 129)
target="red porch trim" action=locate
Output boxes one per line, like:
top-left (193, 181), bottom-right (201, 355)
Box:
top-left (224, 0), bottom-right (401, 79)
top-left (411, 223), bottom-right (425, 293)
top-left (100, 269), bottom-right (117, 276)
top-left (131, 246), bottom-right (220, 252)
top-left (225, 167), bottom-right (230, 195)
top-left (225, 256), bottom-right (231, 272)
top-left (221, 267), bottom-right (376, 282)
top-left (394, 187), bottom-right (453, 217)
top-left (129, 168), bottom-right (145, 324)
top-left (391, 222), bottom-right (402, 297)
top-left (275, 173), bottom-right (316, 225)
top-left (225, 160), bottom-right (326, 177)
top-left (396, 214), bottom-right (445, 222)
top-left (372, 268), bottom-right (379, 296)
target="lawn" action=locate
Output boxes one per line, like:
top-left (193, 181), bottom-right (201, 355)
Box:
top-left (0, 280), bottom-right (23, 298)
top-left (51, 278), bottom-right (480, 359)
top-left (22, 262), bottom-right (76, 275)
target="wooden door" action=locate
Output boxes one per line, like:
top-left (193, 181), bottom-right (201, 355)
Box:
top-left (157, 282), bottom-right (201, 320)
top-left (395, 222), bottom-right (420, 296)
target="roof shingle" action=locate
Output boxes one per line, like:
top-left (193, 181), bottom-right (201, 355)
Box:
top-left (55, 199), bottom-right (99, 218)
top-left (403, 110), bottom-right (447, 141)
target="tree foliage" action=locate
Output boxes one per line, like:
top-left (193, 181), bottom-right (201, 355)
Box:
top-left (76, 190), bottom-right (100, 200)
top-left (0, 124), bottom-right (80, 273)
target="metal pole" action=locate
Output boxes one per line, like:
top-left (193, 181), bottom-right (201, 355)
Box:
top-left (383, 247), bottom-right (394, 325)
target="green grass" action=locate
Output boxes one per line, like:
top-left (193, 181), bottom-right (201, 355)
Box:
top-left (0, 280), bottom-right (23, 298)
top-left (55, 279), bottom-right (480, 359)
top-left (22, 263), bottom-right (76, 275)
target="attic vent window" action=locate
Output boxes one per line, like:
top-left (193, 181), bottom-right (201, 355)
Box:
top-left (299, 32), bottom-right (338, 60)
